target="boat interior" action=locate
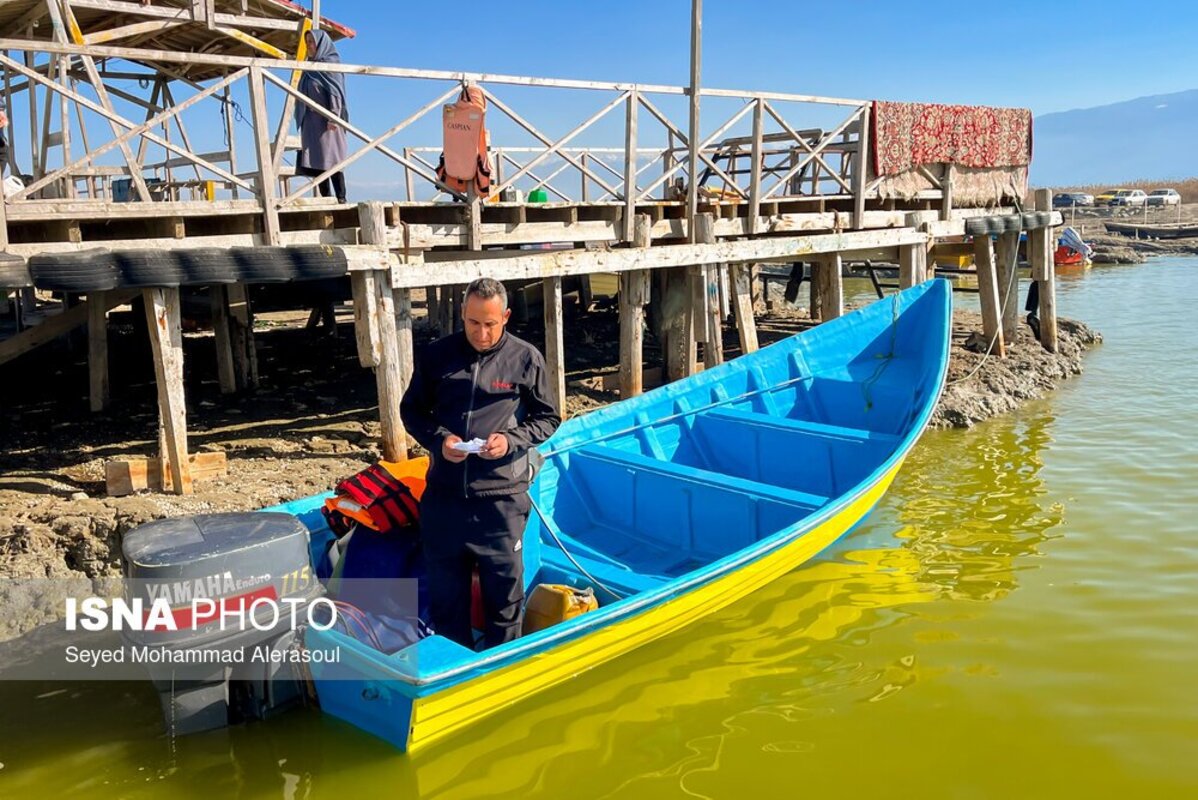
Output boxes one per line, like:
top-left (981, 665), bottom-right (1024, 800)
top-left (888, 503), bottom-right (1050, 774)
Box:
top-left (527, 284), bottom-right (948, 601)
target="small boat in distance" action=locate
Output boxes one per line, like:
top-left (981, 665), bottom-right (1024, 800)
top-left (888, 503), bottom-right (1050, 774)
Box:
top-left (278, 279), bottom-right (952, 752)
top-left (1104, 221), bottom-right (1198, 240)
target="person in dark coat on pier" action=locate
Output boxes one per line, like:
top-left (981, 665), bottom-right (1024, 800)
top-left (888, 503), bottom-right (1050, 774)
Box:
top-left (400, 278), bottom-right (561, 649)
top-left (296, 29), bottom-right (348, 203)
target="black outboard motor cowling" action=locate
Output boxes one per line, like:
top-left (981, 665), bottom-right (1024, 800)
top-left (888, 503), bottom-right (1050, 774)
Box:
top-left (121, 512), bottom-right (322, 735)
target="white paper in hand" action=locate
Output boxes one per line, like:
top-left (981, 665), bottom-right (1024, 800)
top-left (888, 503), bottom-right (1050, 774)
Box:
top-left (450, 437), bottom-right (488, 454)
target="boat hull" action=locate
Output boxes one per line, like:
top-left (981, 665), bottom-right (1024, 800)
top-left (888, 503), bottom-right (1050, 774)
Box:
top-left (300, 279), bottom-right (952, 752)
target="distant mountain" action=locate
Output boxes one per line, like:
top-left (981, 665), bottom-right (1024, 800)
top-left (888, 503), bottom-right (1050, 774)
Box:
top-left (1031, 89), bottom-right (1198, 186)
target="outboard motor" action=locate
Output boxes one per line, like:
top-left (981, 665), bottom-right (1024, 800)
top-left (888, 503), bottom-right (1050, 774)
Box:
top-left (121, 512), bottom-right (322, 735)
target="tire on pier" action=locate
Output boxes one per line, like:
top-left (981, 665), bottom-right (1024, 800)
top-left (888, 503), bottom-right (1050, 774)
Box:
top-left (27, 249), bottom-right (120, 291)
top-left (0, 253), bottom-right (31, 287)
top-left (112, 250), bottom-right (186, 287)
top-left (229, 246), bottom-right (349, 284)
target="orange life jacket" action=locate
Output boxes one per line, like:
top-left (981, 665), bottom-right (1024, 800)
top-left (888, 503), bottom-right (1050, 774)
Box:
top-left (436, 85), bottom-right (493, 197)
top-left (322, 457), bottom-right (429, 537)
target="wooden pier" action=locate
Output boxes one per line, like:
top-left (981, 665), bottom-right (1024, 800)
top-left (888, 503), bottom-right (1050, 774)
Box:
top-left (0, 0), bottom-right (1061, 494)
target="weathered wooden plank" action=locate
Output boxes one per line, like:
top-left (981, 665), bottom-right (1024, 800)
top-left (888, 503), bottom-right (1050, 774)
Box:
top-left (729, 261), bottom-right (758, 354)
top-left (623, 90), bottom-right (638, 241)
top-left (225, 283), bottom-right (258, 389)
top-left (106, 451), bottom-right (227, 497)
top-left (142, 287), bottom-right (192, 495)
top-left (898, 242), bottom-right (928, 289)
top-left (851, 107), bottom-right (870, 229)
top-left (359, 202), bottom-right (407, 461)
top-left (818, 252), bottom-right (844, 320)
top-left (972, 236), bottom-right (1006, 358)
top-left (82, 19), bottom-right (186, 46)
top-left (395, 286), bottom-right (414, 392)
top-left (619, 214), bottom-right (652, 398)
top-left (87, 290), bottom-right (109, 412)
top-left (389, 227), bottom-right (927, 289)
top-left (0, 289), bottom-right (136, 366)
top-left (350, 268), bottom-right (381, 368)
top-left (686, 0), bottom-right (702, 229)
top-left (210, 285), bottom-right (237, 394)
top-left (748, 98), bottom-right (764, 235)
top-left (248, 65), bottom-right (281, 246)
top-left (695, 213), bottom-right (723, 367)
top-left (996, 230), bottom-right (1020, 344)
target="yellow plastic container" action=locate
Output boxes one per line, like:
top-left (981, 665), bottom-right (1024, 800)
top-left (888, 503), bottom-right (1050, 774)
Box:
top-left (522, 584), bottom-right (598, 635)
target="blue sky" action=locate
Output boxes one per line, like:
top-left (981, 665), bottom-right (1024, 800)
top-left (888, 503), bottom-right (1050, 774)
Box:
top-left (36, 1), bottom-right (1194, 196)
top-left (336, 0), bottom-right (1196, 115)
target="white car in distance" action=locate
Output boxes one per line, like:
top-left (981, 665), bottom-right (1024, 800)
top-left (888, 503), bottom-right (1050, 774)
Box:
top-left (1146, 188), bottom-right (1182, 207)
top-left (1109, 189), bottom-right (1148, 207)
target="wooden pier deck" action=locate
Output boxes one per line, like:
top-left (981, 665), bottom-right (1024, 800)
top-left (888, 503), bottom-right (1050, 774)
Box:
top-left (0, 1), bottom-right (1061, 494)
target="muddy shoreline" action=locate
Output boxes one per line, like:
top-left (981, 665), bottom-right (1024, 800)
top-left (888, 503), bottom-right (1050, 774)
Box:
top-left (0, 295), bottom-right (1100, 641)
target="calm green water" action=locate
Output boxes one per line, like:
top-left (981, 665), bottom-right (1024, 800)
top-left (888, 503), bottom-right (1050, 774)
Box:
top-left (3, 260), bottom-right (1196, 799)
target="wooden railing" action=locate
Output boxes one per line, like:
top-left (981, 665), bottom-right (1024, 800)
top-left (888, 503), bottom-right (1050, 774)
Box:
top-left (0, 37), bottom-right (879, 244)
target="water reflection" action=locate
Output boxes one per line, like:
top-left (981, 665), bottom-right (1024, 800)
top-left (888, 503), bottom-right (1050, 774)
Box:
top-left (0, 412), bottom-right (1064, 799)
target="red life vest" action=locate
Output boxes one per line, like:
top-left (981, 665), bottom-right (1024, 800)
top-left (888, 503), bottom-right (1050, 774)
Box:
top-left (322, 458), bottom-right (427, 537)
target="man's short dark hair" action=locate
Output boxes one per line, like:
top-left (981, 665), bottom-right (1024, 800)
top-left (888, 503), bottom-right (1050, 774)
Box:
top-left (464, 277), bottom-right (508, 310)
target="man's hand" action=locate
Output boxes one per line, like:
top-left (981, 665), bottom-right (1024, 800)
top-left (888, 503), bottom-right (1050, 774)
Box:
top-left (441, 434), bottom-right (469, 463)
top-left (478, 433), bottom-right (509, 460)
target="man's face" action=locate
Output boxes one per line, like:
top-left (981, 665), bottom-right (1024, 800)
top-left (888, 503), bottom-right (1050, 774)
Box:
top-left (462, 294), bottom-right (510, 352)
top-left (304, 32), bottom-right (317, 58)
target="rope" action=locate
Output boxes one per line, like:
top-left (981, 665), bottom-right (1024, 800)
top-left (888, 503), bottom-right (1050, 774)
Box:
top-left (529, 495), bottom-right (626, 601)
top-left (946, 198), bottom-right (1026, 387)
top-left (858, 292), bottom-right (901, 410)
top-left (541, 371), bottom-right (812, 458)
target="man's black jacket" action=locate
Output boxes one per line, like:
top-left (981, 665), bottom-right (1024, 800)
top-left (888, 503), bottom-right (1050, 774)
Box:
top-left (400, 330), bottom-right (561, 498)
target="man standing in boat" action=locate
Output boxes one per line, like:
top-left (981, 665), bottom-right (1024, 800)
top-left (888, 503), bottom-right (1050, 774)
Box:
top-left (401, 278), bottom-right (561, 649)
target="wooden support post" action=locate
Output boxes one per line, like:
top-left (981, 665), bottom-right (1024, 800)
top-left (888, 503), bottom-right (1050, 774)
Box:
top-left (210, 286), bottom-right (238, 394)
top-left (350, 269), bottom-right (381, 368)
top-left (852, 105), bottom-right (870, 229)
top-left (579, 152), bottom-right (589, 202)
top-left (543, 275), bottom-right (566, 415)
top-left (1031, 188), bottom-right (1058, 353)
top-left (466, 194), bottom-right (483, 251)
top-left (729, 260), bottom-right (758, 355)
top-left (225, 283), bottom-right (258, 389)
top-left (395, 286), bottom-right (414, 392)
top-left (0, 177), bottom-right (8, 248)
top-left (403, 147), bottom-right (416, 201)
top-left (663, 267), bottom-right (694, 382)
top-left (623, 90), bottom-right (638, 240)
top-left (693, 212), bottom-right (721, 367)
top-left (972, 235), bottom-right (1006, 358)
top-left (686, 0), bottom-right (702, 232)
top-left (223, 86), bottom-right (239, 199)
top-left (817, 253), bottom-right (844, 320)
top-left (619, 214), bottom-right (652, 398)
top-left (248, 65), bottom-right (281, 246)
top-left (996, 230), bottom-right (1020, 344)
top-left (748, 98), bottom-right (763, 235)
top-left (88, 290), bottom-right (109, 412)
top-left (358, 201), bottom-right (407, 461)
top-left (808, 261), bottom-right (821, 317)
top-left (899, 243), bottom-right (927, 289)
top-left (940, 164), bottom-right (954, 221)
top-left (142, 287), bottom-right (192, 495)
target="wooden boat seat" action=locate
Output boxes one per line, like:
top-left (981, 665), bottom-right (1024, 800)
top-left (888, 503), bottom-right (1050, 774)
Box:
top-left (563, 443), bottom-right (829, 572)
top-left (704, 407), bottom-right (901, 446)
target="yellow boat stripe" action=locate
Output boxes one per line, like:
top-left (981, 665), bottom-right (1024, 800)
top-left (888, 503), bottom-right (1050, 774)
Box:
top-left (407, 459), bottom-right (902, 750)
